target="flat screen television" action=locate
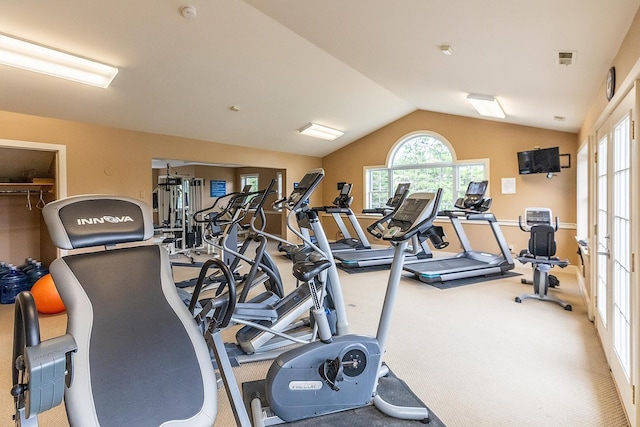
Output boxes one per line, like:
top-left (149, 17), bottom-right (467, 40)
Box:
top-left (517, 147), bottom-right (561, 175)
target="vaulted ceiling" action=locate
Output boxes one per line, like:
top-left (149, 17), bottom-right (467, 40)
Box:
top-left (1, 0), bottom-right (638, 158)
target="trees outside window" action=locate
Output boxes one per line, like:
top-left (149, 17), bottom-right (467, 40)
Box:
top-left (366, 133), bottom-right (488, 210)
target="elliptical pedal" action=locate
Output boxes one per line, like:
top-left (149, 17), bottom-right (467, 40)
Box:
top-left (320, 357), bottom-right (344, 391)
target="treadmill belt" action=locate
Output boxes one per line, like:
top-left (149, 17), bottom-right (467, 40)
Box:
top-left (404, 257), bottom-right (484, 275)
top-left (335, 248), bottom-right (395, 262)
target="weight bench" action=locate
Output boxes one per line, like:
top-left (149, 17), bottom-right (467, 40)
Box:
top-left (11, 194), bottom-right (217, 426)
top-left (515, 224), bottom-right (572, 311)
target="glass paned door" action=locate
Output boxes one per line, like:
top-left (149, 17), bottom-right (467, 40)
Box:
top-left (612, 114), bottom-right (631, 378)
top-left (594, 87), bottom-right (635, 424)
top-left (596, 134), bottom-right (609, 324)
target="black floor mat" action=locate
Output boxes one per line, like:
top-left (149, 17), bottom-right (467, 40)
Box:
top-left (170, 261), bottom-right (205, 267)
top-left (425, 271), bottom-right (522, 290)
top-left (242, 365), bottom-right (445, 426)
top-left (337, 263), bottom-right (391, 274)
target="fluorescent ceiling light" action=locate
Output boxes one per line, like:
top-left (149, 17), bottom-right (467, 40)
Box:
top-left (466, 94), bottom-right (506, 119)
top-left (299, 123), bottom-right (344, 141)
top-left (0, 34), bottom-right (118, 88)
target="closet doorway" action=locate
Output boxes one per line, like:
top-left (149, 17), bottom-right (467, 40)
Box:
top-left (0, 139), bottom-right (67, 266)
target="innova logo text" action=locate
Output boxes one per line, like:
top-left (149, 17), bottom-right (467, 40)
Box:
top-left (76, 215), bottom-right (135, 225)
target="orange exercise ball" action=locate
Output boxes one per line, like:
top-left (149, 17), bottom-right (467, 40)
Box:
top-left (31, 274), bottom-right (65, 314)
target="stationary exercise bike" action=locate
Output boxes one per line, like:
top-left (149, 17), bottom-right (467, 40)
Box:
top-left (515, 207), bottom-right (571, 311)
top-left (518, 207), bottom-right (560, 288)
top-left (206, 181), bottom-right (441, 425)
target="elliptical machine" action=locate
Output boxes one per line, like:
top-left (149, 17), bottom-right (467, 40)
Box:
top-left (191, 182), bottom-right (285, 302)
top-left (515, 207), bottom-right (571, 311)
top-left (197, 170), bottom-right (349, 365)
top-left (206, 180), bottom-right (442, 425)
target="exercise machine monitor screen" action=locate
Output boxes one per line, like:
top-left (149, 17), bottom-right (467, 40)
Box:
top-left (466, 181), bottom-right (487, 196)
top-left (525, 208), bottom-right (552, 227)
top-left (385, 192), bottom-right (437, 239)
top-left (287, 169), bottom-right (324, 210)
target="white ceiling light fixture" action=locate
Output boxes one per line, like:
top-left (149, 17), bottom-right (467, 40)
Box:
top-left (299, 123), bottom-right (344, 141)
top-left (0, 34), bottom-right (118, 88)
top-left (466, 94), bottom-right (506, 119)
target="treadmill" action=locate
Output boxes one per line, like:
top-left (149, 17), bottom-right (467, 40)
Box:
top-left (403, 181), bottom-right (515, 283)
top-left (314, 183), bottom-right (372, 252)
top-left (334, 183), bottom-right (435, 269)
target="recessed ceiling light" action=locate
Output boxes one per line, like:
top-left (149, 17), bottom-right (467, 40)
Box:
top-left (299, 123), bottom-right (344, 141)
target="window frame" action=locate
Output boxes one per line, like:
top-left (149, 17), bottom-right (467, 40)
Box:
top-left (365, 131), bottom-right (489, 210)
top-left (240, 173), bottom-right (259, 192)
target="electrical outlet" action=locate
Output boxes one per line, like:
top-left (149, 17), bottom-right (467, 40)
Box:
top-left (508, 244), bottom-right (515, 253)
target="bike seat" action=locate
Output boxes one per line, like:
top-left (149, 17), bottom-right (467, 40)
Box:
top-left (292, 260), bottom-right (332, 283)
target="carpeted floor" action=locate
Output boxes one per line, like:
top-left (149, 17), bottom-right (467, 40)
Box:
top-left (0, 243), bottom-right (630, 426)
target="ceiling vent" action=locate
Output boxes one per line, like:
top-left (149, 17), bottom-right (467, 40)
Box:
top-left (555, 51), bottom-right (576, 66)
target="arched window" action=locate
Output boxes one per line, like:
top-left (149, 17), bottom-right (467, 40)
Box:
top-left (366, 132), bottom-right (488, 210)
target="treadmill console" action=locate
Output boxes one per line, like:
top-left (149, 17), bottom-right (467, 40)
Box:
top-left (383, 192), bottom-right (439, 241)
top-left (332, 183), bottom-right (353, 208)
top-left (454, 180), bottom-right (491, 211)
top-left (387, 183), bottom-right (411, 208)
top-left (362, 182), bottom-right (410, 216)
top-left (286, 168), bottom-right (324, 211)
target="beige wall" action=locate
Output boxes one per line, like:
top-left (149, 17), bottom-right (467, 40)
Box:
top-left (0, 110), bottom-right (321, 243)
top-left (580, 7), bottom-right (640, 143)
top-left (11, 6), bottom-right (640, 265)
top-left (322, 110), bottom-right (579, 264)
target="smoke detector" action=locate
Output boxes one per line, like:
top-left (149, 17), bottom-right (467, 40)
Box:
top-left (555, 51), bottom-right (576, 66)
top-left (181, 6), bottom-right (197, 19)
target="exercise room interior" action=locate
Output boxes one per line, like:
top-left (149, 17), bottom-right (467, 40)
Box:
top-left (1, 1), bottom-right (640, 426)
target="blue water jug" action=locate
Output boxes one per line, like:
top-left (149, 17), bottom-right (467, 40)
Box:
top-left (22, 259), bottom-right (38, 274)
top-left (27, 262), bottom-right (49, 289)
top-left (1, 266), bottom-right (29, 304)
top-left (18, 258), bottom-right (34, 271)
top-left (0, 262), bottom-right (9, 278)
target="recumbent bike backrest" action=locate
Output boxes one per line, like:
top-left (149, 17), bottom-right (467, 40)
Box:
top-left (528, 224), bottom-right (556, 258)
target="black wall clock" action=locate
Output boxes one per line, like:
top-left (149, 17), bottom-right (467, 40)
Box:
top-left (606, 67), bottom-right (616, 101)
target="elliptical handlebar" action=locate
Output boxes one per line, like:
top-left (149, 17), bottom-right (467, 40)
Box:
top-left (365, 185), bottom-right (412, 239)
top-left (191, 258), bottom-right (238, 329)
top-left (193, 189), bottom-right (265, 235)
top-left (192, 191), bottom-right (243, 224)
top-left (271, 196), bottom-right (288, 211)
top-left (248, 179), bottom-right (277, 233)
top-left (366, 209), bottom-right (397, 239)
